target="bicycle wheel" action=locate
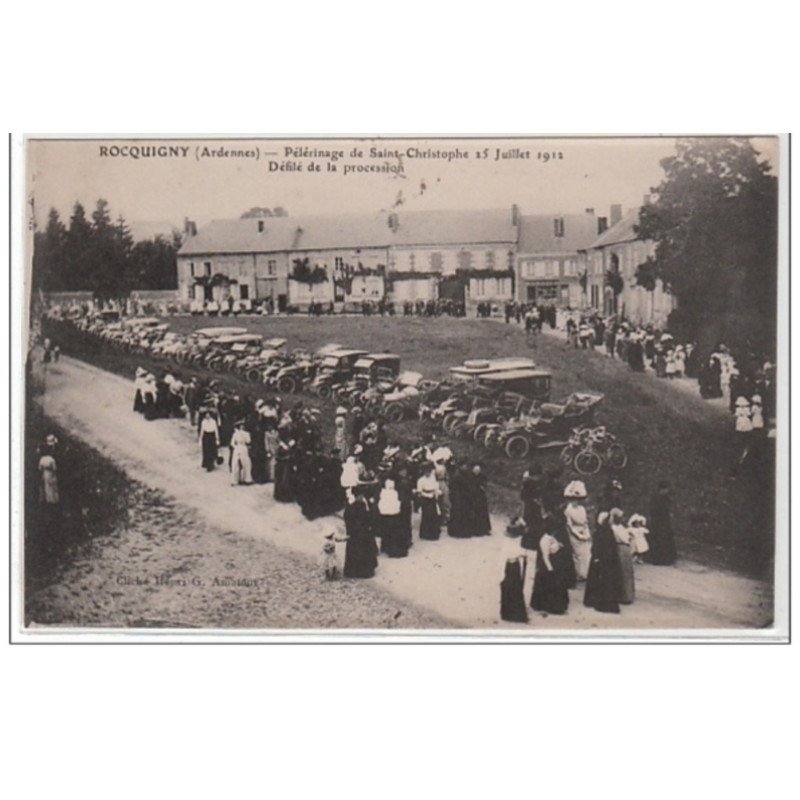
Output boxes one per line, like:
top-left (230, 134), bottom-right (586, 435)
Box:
top-left (606, 443), bottom-right (628, 470)
top-left (574, 449), bottom-right (602, 476)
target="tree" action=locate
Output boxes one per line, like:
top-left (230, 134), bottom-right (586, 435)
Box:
top-left (635, 137), bottom-right (778, 354)
top-left (32, 208), bottom-right (66, 292)
top-left (65, 201), bottom-right (93, 289)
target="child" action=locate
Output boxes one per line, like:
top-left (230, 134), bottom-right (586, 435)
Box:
top-left (628, 513), bottom-right (650, 563)
top-left (321, 531), bottom-right (345, 581)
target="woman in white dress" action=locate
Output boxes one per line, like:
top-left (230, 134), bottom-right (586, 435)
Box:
top-left (563, 480), bottom-right (592, 581)
top-left (229, 420), bottom-right (253, 485)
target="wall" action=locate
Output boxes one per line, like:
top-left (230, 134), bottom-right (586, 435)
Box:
top-left (389, 244), bottom-right (513, 274)
top-left (390, 278), bottom-right (438, 303)
top-left (287, 279), bottom-right (334, 308)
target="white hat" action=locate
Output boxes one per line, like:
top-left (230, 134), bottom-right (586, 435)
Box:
top-left (335, 406), bottom-right (348, 416)
top-left (735, 396), bottom-right (750, 407)
top-left (135, 367), bottom-right (146, 377)
top-left (751, 394), bottom-right (762, 405)
top-left (564, 480), bottom-right (587, 499)
top-left (628, 513), bottom-right (647, 526)
top-left (353, 444), bottom-right (364, 455)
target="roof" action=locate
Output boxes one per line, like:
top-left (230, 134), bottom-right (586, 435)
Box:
top-left (517, 213), bottom-right (599, 255)
top-left (587, 208), bottom-right (642, 249)
top-left (478, 369), bottom-right (551, 381)
top-left (179, 209), bottom-right (518, 256)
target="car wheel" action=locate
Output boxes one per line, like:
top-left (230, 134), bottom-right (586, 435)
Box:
top-left (505, 435), bottom-right (530, 460)
top-left (278, 376), bottom-right (296, 393)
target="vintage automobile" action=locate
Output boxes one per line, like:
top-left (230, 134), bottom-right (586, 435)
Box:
top-left (337, 353), bottom-right (401, 405)
top-left (376, 371), bottom-right (425, 422)
top-left (308, 348), bottom-right (369, 399)
top-left (448, 357), bottom-right (537, 386)
top-left (205, 333), bottom-right (264, 372)
top-left (483, 392), bottom-right (603, 459)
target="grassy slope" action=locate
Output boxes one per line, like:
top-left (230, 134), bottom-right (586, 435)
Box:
top-left (49, 314), bottom-right (775, 580)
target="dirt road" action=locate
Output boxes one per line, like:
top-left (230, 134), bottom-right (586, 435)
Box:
top-left (35, 356), bottom-right (773, 631)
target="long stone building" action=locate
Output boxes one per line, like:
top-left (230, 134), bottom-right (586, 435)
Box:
top-left (176, 204), bottom-right (674, 323)
top-left (177, 209), bottom-right (518, 312)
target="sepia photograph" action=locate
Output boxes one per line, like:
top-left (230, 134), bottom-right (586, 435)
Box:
top-left (12, 134), bottom-right (788, 640)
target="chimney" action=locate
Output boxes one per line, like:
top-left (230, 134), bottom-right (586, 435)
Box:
top-left (257, 219), bottom-right (265, 233)
top-left (597, 217), bottom-right (608, 235)
top-left (511, 204), bottom-right (520, 226)
top-left (553, 216), bottom-right (565, 238)
top-left (610, 204), bottom-right (622, 227)
top-left (585, 208), bottom-right (595, 215)
top-left (642, 193), bottom-right (652, 206)
top-left (387, 213), bottom-right (399, 232)
top-left (184, 217), bottom-right (197, 237)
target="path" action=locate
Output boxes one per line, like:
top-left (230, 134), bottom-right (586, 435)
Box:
top-left (35, 356), bottom-right (773, 631)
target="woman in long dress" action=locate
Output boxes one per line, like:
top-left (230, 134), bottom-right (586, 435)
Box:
top-left (530, 525), bottom-right (570, 615)
top-left (38, 453), bottom-right (60, 505)
top-left (466, 462), bottom-right (492, 536)
top-left (583, 511), bottom-right (623, 614)
top-left (199, 411), bottom-right (220, 471)
top-left (447, 463), bottom-right (471, 538)
top-left (610, 508), bottom-right (635, 604)
top-left (377, 478), bottom-right (407, 558)
top-left (563, 480), bottom-right (591, 581)
top-left (500, 556), bottom-right (529, 623)
top-left (643, 482), bottom-right (677, 565)
top-left (229, 420), bottom-right (253, 485)
top-left (343, 487), bottom-right (379, 578)
top-left (133, 367), bottom-right (146, 413)
top-left (416, 464), bottom-right (441, 541)
top-left (274, 436), bottom-right (296, 503)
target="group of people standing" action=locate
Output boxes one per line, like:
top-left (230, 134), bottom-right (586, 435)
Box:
top-left (500, 469), bottom-right (677, 623)
top-left (130, 367), bottom-right (497, 583)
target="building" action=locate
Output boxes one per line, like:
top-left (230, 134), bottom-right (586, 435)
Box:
top-left (582, 206), bottom-right (674, 325)
top-left (177, 208), bottom-right (519, 311)
top-left (385, 208), bottom-right (517, 309)
top-left (515, 211), bottom-right (602, 307)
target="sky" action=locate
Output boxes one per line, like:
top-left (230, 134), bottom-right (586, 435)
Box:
top-left (25, 136), bottom-right (779, 237)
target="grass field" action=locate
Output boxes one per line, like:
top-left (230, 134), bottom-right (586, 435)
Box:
top-left (48, 313), bottom-right (775, 580)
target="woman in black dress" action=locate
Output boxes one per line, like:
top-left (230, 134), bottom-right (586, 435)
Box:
top-left (501, 556), bottom-right (529, 623)
top-left (273, 436), bottom-right (296, 503)
top-left (644, 482), bottom-right (677, 565)
top-left (447, 463), bottom-right (472, 538)
top-left (466, 462), bottom-right (492, 537)
top-left (530, 521), bottom-right (571, 615)
top-left (416, 464), bottom-right (441, 541)
top-left (583, 511), bottom-right (623, 614)
top-left (343, 487), bottom-right (379, 578)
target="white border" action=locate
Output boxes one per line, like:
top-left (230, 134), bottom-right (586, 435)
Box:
top-left (9, 133), bottom-right (791, 644)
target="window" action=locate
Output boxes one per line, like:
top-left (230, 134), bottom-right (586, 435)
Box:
top-left (203, 261), bottom-right (212, 277)
top-left (409, 253), bottom-right (416, 271)
top-left (334, 256), bottom-right (345, 271)
top-left (485, 250), bottom-right (495, 269)
top-left (189, 262), bottom-right (196, 277)
top-left (267, 259), bottom-right (277, 277)
top-left (188, 286), bottom-right (195, 300)
top-left (240, 285), bottom-right (249, 300)
top-left (458, 250), bottom-right (473, 270)
top-left (545, 261), bottom-right (557, 278)
top-left (429, 251), bottom-right (443, 270)
top-left (554, 217), bottom-right (565, 238)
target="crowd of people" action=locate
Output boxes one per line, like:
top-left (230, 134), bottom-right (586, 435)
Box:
top-left (127, 361), bottom-right (679, 622)
top-left (500, 472), bottom-right (676, 623)
top-left (130, 364), bottom-right (499, 582)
